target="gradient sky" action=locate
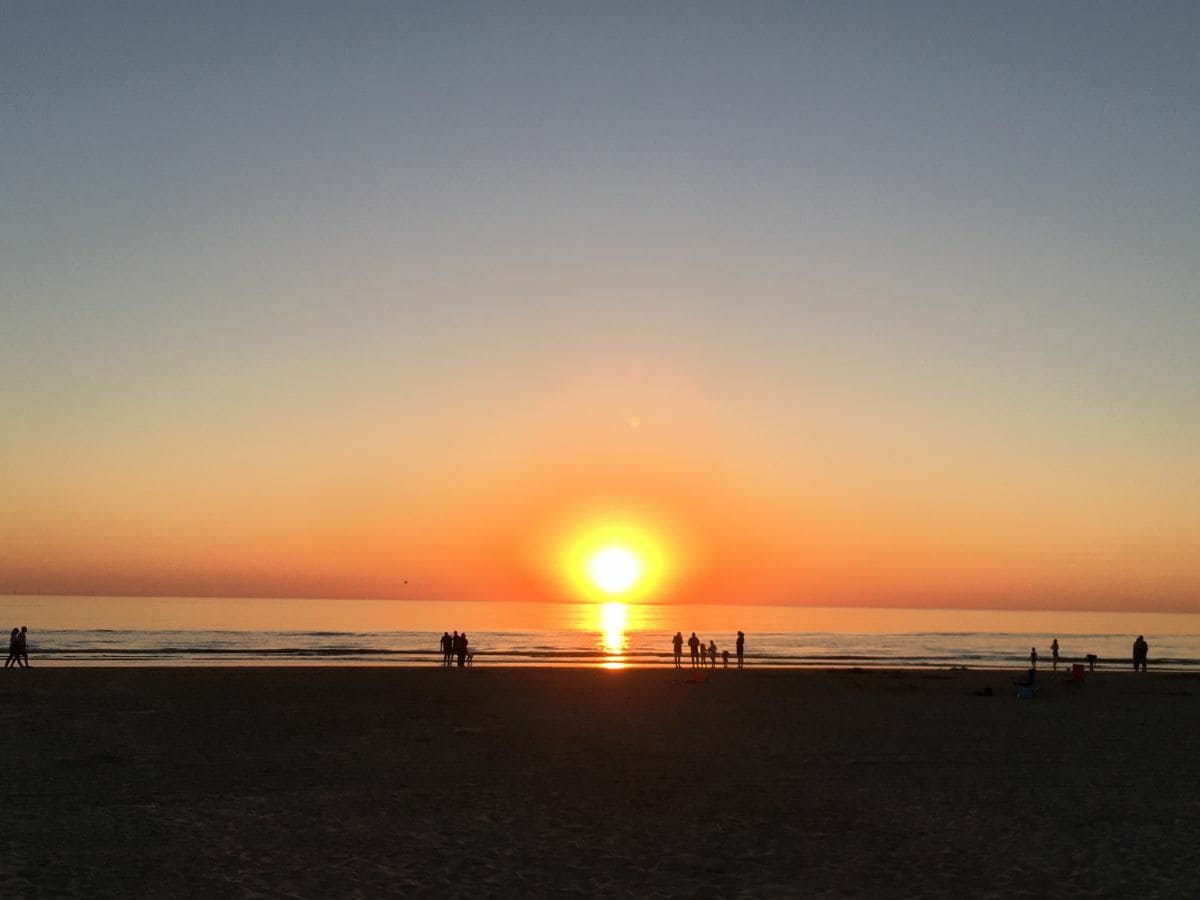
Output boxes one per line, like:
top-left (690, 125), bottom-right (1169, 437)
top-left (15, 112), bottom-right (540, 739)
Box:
top-left (3, 2), bottom-right (1198, 612)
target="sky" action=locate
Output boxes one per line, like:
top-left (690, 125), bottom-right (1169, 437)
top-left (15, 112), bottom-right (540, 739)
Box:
top-left (2, 2), bottom-right (1198, 612)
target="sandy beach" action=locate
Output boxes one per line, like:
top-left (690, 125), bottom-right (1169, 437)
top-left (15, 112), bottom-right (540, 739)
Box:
top-left (2, 666), bottom-right (1198, 898)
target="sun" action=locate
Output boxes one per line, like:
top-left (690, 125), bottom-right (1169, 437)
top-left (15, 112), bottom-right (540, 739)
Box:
top-left (549, 511), bottom-right (681, 605)
top-left (587, 546), bottom-right (643, 595)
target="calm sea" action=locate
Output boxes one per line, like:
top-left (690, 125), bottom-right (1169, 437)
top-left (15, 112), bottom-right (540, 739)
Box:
top-left (3, 596), bottom-right (1199, 670)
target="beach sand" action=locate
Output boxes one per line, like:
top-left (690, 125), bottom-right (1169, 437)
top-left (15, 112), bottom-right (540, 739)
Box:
top-left (2, 666), bottom-right (1198, 898)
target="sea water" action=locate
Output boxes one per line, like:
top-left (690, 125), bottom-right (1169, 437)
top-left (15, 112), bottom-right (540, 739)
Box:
top-left (3, 595), bottom-right (1198, 669)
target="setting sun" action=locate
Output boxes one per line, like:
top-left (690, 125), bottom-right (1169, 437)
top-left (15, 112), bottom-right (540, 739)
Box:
top-left (588, 546), bottom-right (643, 595)
top-left (546, 509), bottom-right (688, 605)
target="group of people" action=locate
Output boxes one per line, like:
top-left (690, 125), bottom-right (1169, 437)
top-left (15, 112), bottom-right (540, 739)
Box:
top-left (1027, 635), bottom-right (1151, 672)
top-left (672, 630), bottom-right (745, 670)
top-left (5, 626), bottom-right (29, 668)
top-left (439, 630), bottom-right (472, 667)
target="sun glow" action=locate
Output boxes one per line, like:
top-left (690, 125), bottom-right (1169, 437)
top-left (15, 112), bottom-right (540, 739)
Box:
top-left (537, 507), bottom-right (696, 667)
top-left (588, 546), bottom-right (643, 595)
top-left (557, 517), bottom-right (675, 605)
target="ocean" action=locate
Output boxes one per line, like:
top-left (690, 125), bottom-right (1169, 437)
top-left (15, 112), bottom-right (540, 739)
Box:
top-left (4, 595), bottom-right (1199, 669)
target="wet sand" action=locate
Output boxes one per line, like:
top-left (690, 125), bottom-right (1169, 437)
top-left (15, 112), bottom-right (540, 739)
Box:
top-left (2, 666), bottom-right (1198, 898)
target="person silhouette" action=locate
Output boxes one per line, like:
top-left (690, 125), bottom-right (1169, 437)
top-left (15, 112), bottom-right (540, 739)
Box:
top-left (1029, 647), bottom-right (1038, 669)
top-left (736, 631), bottom-right (745, 669)
top-left (688, 632), bottom-right (700, 668)
top-left (672, 632), bottom-right (683, 669)
top-left (17, 627), bottom-right (27, 667)
top-left (457, 632), bottom-right (469, 668)
top-left (708, 640), bottom-right (717, 669)
top-left (4, 628), bottom-right (18, 668)
top-left (722, 649), bottom-right (729, 669)
top-left (1133, 635), bottom-right (1148, 672)
top-left (440, 631), bottom-right (453, 668)
top-left (1051, 639), bottom-right (1060, 671)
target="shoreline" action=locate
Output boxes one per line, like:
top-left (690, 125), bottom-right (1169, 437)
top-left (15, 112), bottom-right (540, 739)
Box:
top-left (15, 660), bottom-right (1196, 673)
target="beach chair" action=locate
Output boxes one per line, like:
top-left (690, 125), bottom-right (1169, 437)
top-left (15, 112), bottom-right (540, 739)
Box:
top-left (1063, 663), bottom-right (1085, 687)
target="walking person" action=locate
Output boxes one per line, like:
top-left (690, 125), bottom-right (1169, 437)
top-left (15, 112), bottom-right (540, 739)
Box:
top-left (708, 639), bottom-right (717, 669)
top-left (4, 628), bottom-right (19, 668)
top-left (17, 627), bottom-right (28, 667)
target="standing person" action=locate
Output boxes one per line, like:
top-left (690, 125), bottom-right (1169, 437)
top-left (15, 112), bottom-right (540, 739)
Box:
top-left (688, 632), bottom-right (700, 668)
top-left (1051, 639), bottom-right (1060, 671)
top-left (1029, 646), bottom-right (1038, 669)
top-left (672, 632), bottom-right (683, 669)
top-left (440, 631), bottom-right (453, 667)
top-left (4, 628), bottom-right (18, 668)
top-left (722, 649), bottom-right (729, 669)
top-left (708, 639), bottom-right (717, 669)
top-left (1133, 635), bottom-right (1149, 672)
top-left (736, 631), bottom-right (745, 669)
top-left (16, 627), bottom-right (28, 668)
top-left (457, 632), bottom-right (469, 668)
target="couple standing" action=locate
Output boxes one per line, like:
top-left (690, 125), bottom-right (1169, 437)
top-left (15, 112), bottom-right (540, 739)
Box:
top-left (440, 630), bottom-right (471, 667)
top-left (5, 626), bottom-right (29, 668)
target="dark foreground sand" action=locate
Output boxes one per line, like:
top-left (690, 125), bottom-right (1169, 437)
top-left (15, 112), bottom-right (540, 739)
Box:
top-left (2, 666), bottom-right (1198, 898)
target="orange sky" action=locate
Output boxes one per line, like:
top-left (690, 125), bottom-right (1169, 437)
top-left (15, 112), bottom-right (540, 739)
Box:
top-left (4, 357), bottom-right (1197, 612)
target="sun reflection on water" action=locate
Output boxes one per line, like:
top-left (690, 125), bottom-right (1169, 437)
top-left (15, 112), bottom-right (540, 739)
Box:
top-left (598, 601), bottom-right (629, 668)
top-left (600, 602), bottom-right (627, 652)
